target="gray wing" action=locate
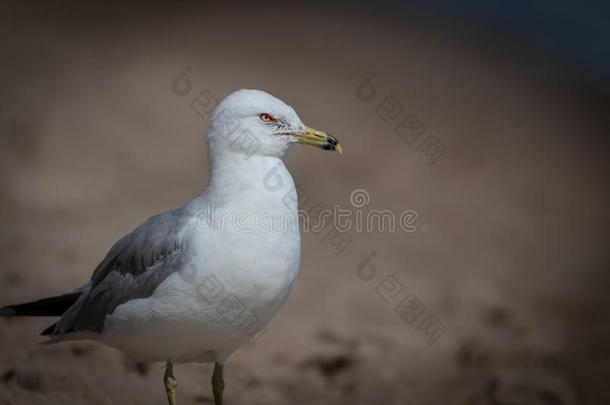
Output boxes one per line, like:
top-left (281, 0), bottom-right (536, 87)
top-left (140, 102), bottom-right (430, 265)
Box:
top-left (51, 207), bottom-right (194, 335)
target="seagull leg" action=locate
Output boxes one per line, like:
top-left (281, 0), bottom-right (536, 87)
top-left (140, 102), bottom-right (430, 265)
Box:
top-left (164, 361), bottom-right (178, 405)
top-left (211, 362), bottom-right (225, 405)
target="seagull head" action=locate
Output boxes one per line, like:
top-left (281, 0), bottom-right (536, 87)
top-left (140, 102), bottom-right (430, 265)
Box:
top-left (206, 89), bottom-right (342, 158)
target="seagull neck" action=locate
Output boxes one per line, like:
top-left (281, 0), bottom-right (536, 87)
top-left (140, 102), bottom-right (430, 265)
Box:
top-left (205, 150), bottom-right (294, 207)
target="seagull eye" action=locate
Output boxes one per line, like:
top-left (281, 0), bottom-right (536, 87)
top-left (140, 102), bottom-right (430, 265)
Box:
top-left (259, 113), bottom-right (274, 123)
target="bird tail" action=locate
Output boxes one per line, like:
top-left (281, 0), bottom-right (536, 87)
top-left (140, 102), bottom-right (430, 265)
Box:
top-left (0, 293), bottom-right (81, 317)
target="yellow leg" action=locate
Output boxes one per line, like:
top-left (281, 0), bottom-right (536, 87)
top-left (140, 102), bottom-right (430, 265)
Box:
top-left (164, 361), bottom-right (178, 405)
top-left (211, 362), bottom-right (225, 405)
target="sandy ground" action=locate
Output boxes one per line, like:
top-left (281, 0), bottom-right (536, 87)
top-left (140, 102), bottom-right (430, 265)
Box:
top-left (1, 3), bottom-right (609, 404)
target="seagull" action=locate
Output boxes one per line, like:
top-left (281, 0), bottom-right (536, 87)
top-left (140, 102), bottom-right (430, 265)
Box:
top-left (0, 89), bottom-right (342, 405)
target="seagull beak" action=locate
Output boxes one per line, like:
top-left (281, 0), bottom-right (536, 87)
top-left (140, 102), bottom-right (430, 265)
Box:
top-left (293, 125), bottom-right (343, 154)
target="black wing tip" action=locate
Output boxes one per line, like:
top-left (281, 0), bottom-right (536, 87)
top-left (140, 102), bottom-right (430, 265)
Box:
top-left (0, 293), bottom-right (81, 318)
top-left (0, 307), bottom-right (16, 316)
top-left (40, 323), bottom-right (57, 336)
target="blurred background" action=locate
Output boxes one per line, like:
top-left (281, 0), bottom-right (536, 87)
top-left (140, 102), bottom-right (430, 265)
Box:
top-left (1, 1), bottom-right (609, 404)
